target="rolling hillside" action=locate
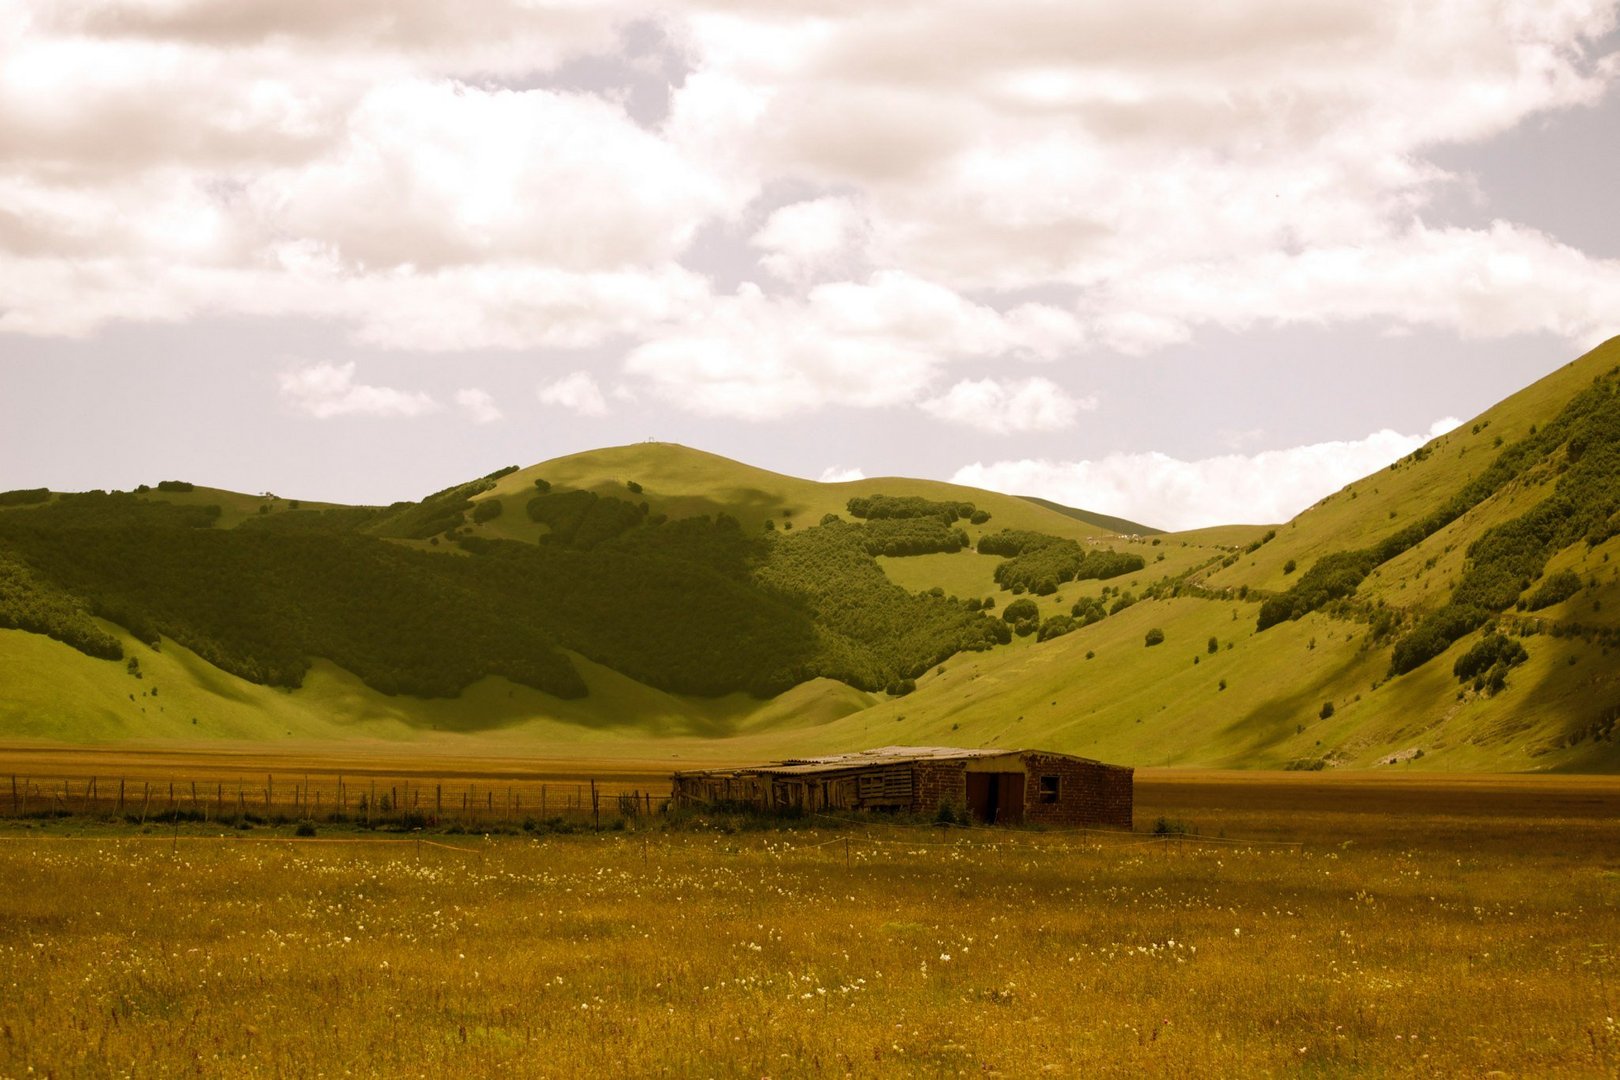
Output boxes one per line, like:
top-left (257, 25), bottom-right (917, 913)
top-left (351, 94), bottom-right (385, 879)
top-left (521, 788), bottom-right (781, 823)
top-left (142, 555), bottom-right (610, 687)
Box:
top-left (3, 337), bottom-right (1619, 771)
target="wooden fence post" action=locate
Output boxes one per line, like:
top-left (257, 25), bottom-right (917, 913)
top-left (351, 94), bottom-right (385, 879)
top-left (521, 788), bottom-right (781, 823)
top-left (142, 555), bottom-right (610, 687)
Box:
top-left (591, 779), bottom-right (600, 831)
top-left (117, 777), bottom-right (125, 816)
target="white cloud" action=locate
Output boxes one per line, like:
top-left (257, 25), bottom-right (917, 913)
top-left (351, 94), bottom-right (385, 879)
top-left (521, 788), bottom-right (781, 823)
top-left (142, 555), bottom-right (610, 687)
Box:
top-left (1087, 223), bottom-right (1620, 354)
top-left (1, 0), bottom-right (1617, 418)
top-left (261, 79), bottom-right (726, 272)
top-left (537, 371), bottom-right (609, 416)
top-left (670, 0), bottom-right (1620, 343)
top-left (277, 361), bottom-right (440, 419)
top-left (751, 196), bottom-right (867, 280)
top-left (952, 418), bottom-right (1465, 531)
top-left (0, 9), bottom-right (725, 350)
top-left (454, 387), bottom-right (503, 424)
top-left (818, 466), bottom-right (866, 483)
top-left (624, 274), bottom-right (1084, 420)
top-left (920, 376), bottom-right (1094, 434)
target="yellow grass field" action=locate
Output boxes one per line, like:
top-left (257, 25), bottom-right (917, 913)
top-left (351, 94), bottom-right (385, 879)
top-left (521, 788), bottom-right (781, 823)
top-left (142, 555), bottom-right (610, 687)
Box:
top-left (2, 766), bottom-right (1618, 1077)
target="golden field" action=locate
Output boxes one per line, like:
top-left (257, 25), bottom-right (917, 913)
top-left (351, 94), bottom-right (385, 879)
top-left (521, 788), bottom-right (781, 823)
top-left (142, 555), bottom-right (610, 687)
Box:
top-left (2, 769), bottom-right (1618, 1077)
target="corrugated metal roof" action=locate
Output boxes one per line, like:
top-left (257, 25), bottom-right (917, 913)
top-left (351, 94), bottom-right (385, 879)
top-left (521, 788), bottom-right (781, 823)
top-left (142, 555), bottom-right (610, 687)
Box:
top-left (676, 746), bottom-right (1103, 779)
top-left (780, 746), bottom-right (1019, 766)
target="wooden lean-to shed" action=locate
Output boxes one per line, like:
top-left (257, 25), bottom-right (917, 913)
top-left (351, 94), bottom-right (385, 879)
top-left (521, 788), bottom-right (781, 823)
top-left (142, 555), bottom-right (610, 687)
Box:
top-left (671, 746), bottom-right (1132, 828)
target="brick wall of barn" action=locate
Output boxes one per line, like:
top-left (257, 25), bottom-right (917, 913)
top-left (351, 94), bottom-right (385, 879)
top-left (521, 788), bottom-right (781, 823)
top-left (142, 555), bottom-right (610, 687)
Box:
top-left (910, 761), bottom-right (968, 815)
top-left (1019, 753), bottom-right (1134, 828)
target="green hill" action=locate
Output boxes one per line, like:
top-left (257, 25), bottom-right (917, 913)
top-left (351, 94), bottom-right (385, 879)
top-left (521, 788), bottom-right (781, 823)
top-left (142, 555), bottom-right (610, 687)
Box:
top-left (3, 337), bottom-right (1620, 771)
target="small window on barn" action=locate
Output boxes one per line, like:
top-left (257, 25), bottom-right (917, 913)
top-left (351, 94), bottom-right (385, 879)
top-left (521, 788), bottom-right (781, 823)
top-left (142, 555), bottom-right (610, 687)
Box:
top-left (1039, 775), bottom-right (1060, 803)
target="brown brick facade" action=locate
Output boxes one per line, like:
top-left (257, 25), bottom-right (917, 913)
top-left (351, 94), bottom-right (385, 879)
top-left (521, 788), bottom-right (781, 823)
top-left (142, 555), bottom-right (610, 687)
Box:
top-left (1017, 752), bottom-right (1133, 828)
top-left (910, 761), bottom-right (968, 817)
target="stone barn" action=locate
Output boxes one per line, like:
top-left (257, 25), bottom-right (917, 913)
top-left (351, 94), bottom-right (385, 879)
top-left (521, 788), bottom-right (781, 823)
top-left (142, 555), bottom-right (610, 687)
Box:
top-left (671, 746), bottom-right (1132, 828)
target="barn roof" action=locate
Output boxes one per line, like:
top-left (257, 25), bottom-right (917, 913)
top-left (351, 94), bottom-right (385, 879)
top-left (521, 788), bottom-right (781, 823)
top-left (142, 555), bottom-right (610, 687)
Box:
top-left (677, 746), bottom-right (1110, 778)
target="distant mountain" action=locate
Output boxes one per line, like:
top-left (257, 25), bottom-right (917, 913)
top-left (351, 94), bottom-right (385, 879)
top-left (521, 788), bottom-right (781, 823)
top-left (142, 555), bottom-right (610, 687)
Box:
top-left (1016, 495), bottom-right (1160, 536)
top-left (3, 338), bottom-right (1619, 771)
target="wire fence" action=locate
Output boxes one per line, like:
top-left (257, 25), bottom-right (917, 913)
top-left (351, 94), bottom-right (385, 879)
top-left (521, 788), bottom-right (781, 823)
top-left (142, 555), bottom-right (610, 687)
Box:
top-left (3, 772), bottom-right (669, 830)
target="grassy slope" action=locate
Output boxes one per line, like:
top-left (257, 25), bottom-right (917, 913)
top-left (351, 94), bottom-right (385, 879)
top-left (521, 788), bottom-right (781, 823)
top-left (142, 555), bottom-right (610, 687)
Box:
top-left (4, 341), bottom-right (1619, 770)
top-left (0, 620), bottom-right (875, 759)
top-left (858, 337), bottom-right (1620, 771)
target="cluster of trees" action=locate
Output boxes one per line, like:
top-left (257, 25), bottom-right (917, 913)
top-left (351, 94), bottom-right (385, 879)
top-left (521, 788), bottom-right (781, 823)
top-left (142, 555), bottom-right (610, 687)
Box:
top-left (1243, 529), bottom-right (1277, 555)
top-left (1524, 569), bottom-right (1583, 611)
top-left (976, 529), bottom-right (1144, 595)
top-left (1036, 614), bottom-right (1077, 641)
top-left (1388, 375), bottom-right (1620, 675)
top-left (1256, 549), bottom-right (1380, 630)
top-left (367, 477), bottom-right (497, 540)
top-left (1001, 597), bottom-right (1040, 636)
top-left (12, 491), bottom-right (222, 530)
top-left (1070, 596), bottom-right (1107, 625)
top-left (472, 498), bottom-right (504, 524)
top-left (526, 490), bottom-right (648, 549)
top-left (854, 517), bottom-right (970, 557)
top-left (995, 597), bottom-right (1087, 641)
top-left (846, 495), bottom-right (982, 523)
top-left (0, 517), bottom-right (591, 697)
top-left (976, 530), bottom-right (1056, 557)
top-left (462, 526), bottom-right (821, 697)
top-left (0, 488), bottom-right (50, 507)
top-left (1261, 372), bottom-right (1620, 635)
top-left (242, 507), bottom-right (382, 534)
top-left (0, 550), bottom-right (122, 660)
top-left (753, 520), bottom-right (1009, 691)
top-left (1451, 633), bottom-right (1529, 695)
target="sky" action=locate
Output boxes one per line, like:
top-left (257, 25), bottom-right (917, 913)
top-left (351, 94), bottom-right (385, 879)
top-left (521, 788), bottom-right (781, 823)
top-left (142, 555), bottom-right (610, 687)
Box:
top-left (2, 2), bottom-right (1619, 531)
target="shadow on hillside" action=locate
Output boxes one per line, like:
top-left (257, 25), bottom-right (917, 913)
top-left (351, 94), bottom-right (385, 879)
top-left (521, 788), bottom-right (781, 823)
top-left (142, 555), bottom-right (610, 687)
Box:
top-left (1217, 645), bottom-right (1371, 765)
top-left (1516, 642), bottom-right (1620, 771)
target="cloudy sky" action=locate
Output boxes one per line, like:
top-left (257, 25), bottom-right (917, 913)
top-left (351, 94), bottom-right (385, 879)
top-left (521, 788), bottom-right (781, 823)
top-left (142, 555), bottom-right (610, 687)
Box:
top-left (2, 1), bottom-right (1618, 530)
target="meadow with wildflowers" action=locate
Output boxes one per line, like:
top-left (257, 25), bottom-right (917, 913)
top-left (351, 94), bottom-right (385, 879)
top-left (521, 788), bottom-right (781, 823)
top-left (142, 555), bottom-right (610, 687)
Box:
top-left (2, 775), bottom-right (1617, 1077)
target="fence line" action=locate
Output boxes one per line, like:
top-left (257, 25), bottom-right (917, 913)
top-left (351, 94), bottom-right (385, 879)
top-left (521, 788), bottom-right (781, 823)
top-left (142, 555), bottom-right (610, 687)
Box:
top-left (3, 772), bottom-right (670, 829)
